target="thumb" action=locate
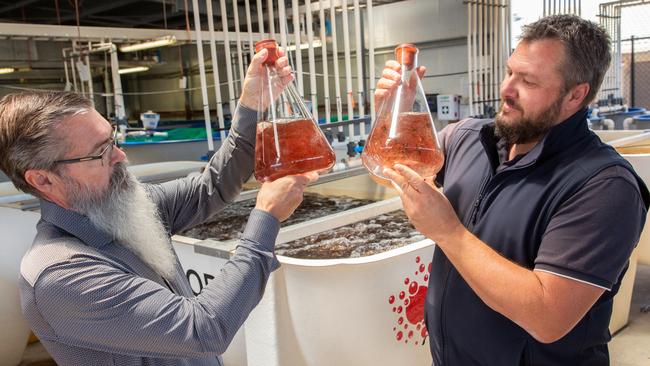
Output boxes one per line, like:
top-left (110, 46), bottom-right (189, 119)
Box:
top-left (393, 164), bottom-right (429, 192)
top-left (249, 48), bottom-right (268, 71)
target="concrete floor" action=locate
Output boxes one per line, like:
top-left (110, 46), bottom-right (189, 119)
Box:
top-left (19, 264), bottom-right (650, 366)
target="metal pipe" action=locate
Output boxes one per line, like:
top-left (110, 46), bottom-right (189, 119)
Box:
top-left (292, 0), bottom-right (304, 97)
top-left (257, 0), bottom-right (264, 34)
top-left (191, 0), bottom-right (215, 153)
top-left (497, 0), bottom-right (503, 106)
top-left (478, 0), bottom-right (483, 115)
top-left (467, 0), bottom-right (474, 116)
top-left (267, 0), bottom-right (275, 37)
top-left (490, 0), bottom-right (499, 111)
top-left (109, 44), bottom-right (125, 120)
top-left (86, 41), bottom-right (94, 107)
top-left (207, 0), bottom-right (227, 142)
top-left (62, 48), bottom-right (70, 91)
top-left (368, 0), bottom-right (376, 123)
top-left (278, 0), bottom-right (288, 50)
top-left (331, 0), bottom-right (343, 127)
top-left (318, 0), bottom-right (331, 125)
top-left (342, 0), bottom-right (355, 138)
top-left (631, 35), bottom-right (636, 106)
top-left (245, 0), bottom-right (254, 59)
top-left (616, 5), bottom-right (622, 100)
top-left (70, 53), bottom-right (78, 92)
top-left (305, 0), bottom-right (318, 120)
top-left (103, 51), bottom-right (113, 117)
top-left (354, 0), bottom-right (365, 135)
top-left (472, 0), bottom-right (478, 115)
top-left (232, 0), bottom-right (245, 90)
top-left (220, 0), bottom-right (237, 116)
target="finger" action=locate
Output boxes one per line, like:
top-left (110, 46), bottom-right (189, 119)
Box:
top-left (302, 171), bottom-right (319, 182)
top-left (384, 60), bottom-right (402, 71)
top-left (251, 48), bottom-right (268, 67)
top-left (290, 174), bottom-right (312, 187)
top-left (277, 65), bottom-right (293, 78)
top-left (393, 164), bottom-right (428, 191)
top-left (383, 168), bottom-right (408, 196)
top-left (277, 48), bottom-right (286, 57)
top-left (279, 74), bottom-right (295, 89)
top-left (382, 68), bottom-right (402, 82)
top-left (390, 180), bottom-right (404, 195)
top-left (376, 78), bottom-right (399, 90)
top-left (416, 66), bottom-right (426, 79)
top-left (275, 56), bottom-right (289, 69)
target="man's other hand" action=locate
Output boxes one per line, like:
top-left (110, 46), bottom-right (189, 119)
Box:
top-left (255, 172), bottom-right (319, 222)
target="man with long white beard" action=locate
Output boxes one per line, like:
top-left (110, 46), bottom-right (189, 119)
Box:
top-left (0, 48), bottom-right (314, 365)
top-left (376, 15), bottom-right (649, 365)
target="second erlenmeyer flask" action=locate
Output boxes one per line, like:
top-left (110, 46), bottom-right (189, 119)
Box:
top-left (361, 43), bottom-right (444, 186)
top-left (253, 39), bottom-right (335, 182)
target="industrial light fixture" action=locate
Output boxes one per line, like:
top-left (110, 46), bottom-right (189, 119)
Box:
top-left (118, 66), bottom-right (150, 75)
top-left (119, 36), bottom-right (177, 53)
top-left (0, 67), bottom-right (15, 74)
top-left (285, 39), bottom-right (323, 52)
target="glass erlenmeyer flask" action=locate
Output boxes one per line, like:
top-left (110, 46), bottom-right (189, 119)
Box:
top-left (361, 43), bottom-right (444, 187)
top-left (254, 39), bottom-right (336, 182)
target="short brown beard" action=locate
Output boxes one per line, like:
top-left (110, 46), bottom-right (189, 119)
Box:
top-left (495, 93), bottom-right (564, 145)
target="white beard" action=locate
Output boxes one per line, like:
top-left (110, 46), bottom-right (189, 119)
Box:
top-left (65, 163), bottom-right (177, 279)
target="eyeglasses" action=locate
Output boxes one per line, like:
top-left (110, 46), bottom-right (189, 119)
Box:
top-left (54, 125), bottom-right (118, 166)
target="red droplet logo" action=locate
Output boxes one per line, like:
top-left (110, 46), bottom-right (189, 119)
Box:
top-left (387, 255), bottom-right (432, 346)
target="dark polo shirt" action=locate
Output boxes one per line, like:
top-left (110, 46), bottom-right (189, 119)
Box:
top-left (427, 109), bottom-right (649, 365)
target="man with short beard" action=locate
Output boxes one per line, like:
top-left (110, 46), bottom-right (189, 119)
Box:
top-left (376, 15), bottom-right (649, 365)
top-left (0, 48), bottom-right (315, 365)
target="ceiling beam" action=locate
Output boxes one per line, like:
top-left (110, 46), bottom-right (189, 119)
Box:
top-left (58, 0), bottom-right (156, 23)
top-left (0, 22), bottom-right (273, 43)
top-left (0, 0), bottom-right (41, 14)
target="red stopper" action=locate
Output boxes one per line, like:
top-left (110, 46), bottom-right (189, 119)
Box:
top-left (395, 43), bottom-right (418, 70)
top-left (255, 39), bottom-right (279, 66)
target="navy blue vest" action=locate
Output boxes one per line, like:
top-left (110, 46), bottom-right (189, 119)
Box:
top-left (427, 109), bottom-right (650, 365)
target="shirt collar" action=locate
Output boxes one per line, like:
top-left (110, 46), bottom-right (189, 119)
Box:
top-left (40, 199), bottom-right (114, 248)
top-left (480, 108), bottom-right (590, 173)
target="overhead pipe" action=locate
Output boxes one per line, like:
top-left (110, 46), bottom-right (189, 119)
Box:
top-left (305, 0), bottom-right (319, 120)
top-left (267, 0), bottom-right (275, 37)
top-left (292, 0), bottom-right (304, 97)
top-left (318, 0), bottom-right (331, 125)
top-left (70, 51), bottom-right (78, 92)
top-left (191, 0), bottom-right (215, 154)
top-left (490, 0), bottom-right (499, 111)
top-left (354, 0), bottom-right (365, 136)
top-left (245, 0), bottom-right (254, 59)
top-left (367, 0), bottom-right (376, 124)
top-left (616, 5), bottom-right (622, 100)
top-left (86, 41), bottom-right (95, 107)
top-left (62, 48), bottom-right (71, 91)
top-left (257, 0), bottom-right (264, 34)
top-left (496, 0), bottom-right (502, 110)
top-left (342, 0), bottom-right (355, 138)
top-left (467, 0), bottom-right (474, 116)
top-left (330, 0), bottom-right (343, 126)
top-left (478, 0), bottom-right (484, 116)
top-left (232, 0), bottom-right (246, 90)
top-left (206, 0), bottom-right (227, 142)
top-left (220, 0), bottom-right (237, 116)
top-left (278, 0), bottom-right (288, 50)
top-left (108, 44), bottom-right (125, 120)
